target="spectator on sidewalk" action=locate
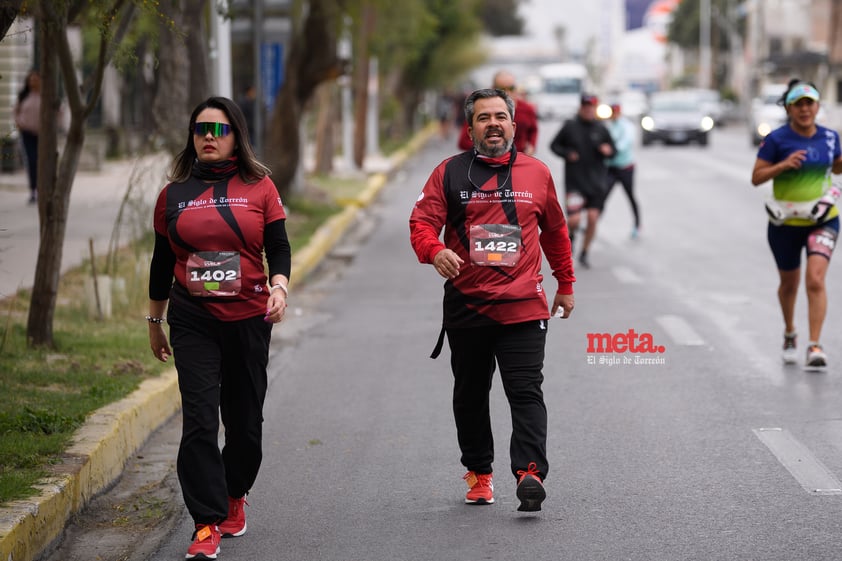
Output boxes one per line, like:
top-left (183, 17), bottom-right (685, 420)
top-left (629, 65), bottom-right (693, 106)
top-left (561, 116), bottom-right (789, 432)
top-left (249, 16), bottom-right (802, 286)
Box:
top-left (14, 69), bottom-right (41, 205)
top-left (147, 96), bottom-right (291, 560)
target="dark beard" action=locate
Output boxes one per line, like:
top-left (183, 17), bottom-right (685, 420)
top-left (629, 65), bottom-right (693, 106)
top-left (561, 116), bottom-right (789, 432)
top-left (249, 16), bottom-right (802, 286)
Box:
top-left (475, 136), bottom-right (514, 158)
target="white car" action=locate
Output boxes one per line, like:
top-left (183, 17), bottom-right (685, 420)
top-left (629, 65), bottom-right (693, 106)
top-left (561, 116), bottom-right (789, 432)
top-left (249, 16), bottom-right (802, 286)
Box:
top-left (750, 84), bottom-right (788, 146)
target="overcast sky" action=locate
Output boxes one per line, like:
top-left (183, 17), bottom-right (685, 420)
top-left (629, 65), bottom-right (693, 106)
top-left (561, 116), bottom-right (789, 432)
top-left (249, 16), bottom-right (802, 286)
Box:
top-left (519, 0), bottom-right (606, 54)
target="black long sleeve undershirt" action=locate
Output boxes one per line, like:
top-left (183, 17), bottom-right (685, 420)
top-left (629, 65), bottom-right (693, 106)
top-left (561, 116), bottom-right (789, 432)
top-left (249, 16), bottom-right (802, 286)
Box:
top-left (264, 219), bottom-right (291, 280)
top-left (149, 232), bottom-right (176, 301)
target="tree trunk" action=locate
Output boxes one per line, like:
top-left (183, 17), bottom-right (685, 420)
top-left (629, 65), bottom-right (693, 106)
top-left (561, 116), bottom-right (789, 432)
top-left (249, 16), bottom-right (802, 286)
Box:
top-left (27, 0), bottom-right (137, 347)
top-left (313, 82), bottom-right (336, 175)
top-left (269, 74), bottom-right (304, 196)
top-left (152, 0), bottom-right (191, 154)
top-left (265, 0), bottom-right (342, 197)
top-left (185, 0), bottom-right (210, 109)
top-left (399, 85), bottom-right (422, 140)
top-left (26, 5), bottom-right (64, 347)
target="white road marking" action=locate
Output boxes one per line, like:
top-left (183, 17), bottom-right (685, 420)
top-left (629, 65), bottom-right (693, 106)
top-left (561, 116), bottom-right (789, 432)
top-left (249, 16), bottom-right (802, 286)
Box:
top-left (655, 314), bottom-right (705, 346)
top-left (753, 427), bottom-right (842, 495)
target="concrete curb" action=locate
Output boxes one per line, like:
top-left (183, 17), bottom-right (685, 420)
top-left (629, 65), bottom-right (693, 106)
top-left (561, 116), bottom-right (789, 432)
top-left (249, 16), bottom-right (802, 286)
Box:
top-left (0, 372), bottom-right (181, 561)
top-left (0, 122), bottom-right (436, 561)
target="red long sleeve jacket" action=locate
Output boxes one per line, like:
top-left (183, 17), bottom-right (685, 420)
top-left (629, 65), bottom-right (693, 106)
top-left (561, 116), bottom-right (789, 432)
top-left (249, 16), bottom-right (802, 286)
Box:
top-left (410, 149), bottom-right (574, 328)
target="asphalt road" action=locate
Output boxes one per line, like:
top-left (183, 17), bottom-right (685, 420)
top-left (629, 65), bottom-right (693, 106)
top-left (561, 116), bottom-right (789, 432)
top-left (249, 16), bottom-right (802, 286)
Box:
top-left (56, 121), bottom-right (842, 560)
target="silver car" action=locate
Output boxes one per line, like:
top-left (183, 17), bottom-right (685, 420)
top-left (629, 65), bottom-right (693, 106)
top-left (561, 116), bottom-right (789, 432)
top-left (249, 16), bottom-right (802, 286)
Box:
top-left (640, 90), bottom-right (715, 147)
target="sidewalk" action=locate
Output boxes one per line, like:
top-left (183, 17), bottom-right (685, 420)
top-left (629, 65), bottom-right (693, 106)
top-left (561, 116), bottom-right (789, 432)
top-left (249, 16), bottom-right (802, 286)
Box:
top-left (0, 123), bottom-right (436, 561)
top-left (0, 153), bottom-right (171, 300)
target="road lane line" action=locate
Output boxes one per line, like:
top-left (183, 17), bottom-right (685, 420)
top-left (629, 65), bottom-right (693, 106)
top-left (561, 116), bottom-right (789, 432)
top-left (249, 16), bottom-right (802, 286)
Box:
top-left (612, 266), bottom-right (643, 284)
top-left (753, 427), bottom-right (842, 495)
top-left (655, 314), bottom-right (705, 346)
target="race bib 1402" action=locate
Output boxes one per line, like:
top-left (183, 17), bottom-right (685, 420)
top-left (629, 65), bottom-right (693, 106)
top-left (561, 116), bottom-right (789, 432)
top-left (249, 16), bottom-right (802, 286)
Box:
top-left (186, 251), bottom-right (242, 297)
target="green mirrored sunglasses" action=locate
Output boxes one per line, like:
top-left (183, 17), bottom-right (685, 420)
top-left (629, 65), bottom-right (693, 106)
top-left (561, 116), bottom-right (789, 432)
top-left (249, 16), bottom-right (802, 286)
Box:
top-left (194, 122), bottom-right (232, 137)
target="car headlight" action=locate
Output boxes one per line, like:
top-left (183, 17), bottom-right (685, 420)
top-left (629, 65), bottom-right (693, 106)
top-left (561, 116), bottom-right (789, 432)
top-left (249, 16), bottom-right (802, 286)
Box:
top-left (756, 123), bottom-right (771, 137)
top-left (641, 116), bottom-right (655, 131)
top-left (596, 104), bottom-right (613, 119)
top-left (700, 116), bottom-right (715, 131)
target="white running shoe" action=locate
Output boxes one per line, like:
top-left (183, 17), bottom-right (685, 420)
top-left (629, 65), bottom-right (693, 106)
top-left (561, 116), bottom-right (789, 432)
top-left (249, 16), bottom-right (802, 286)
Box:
top-left (782, 333), bottom-right (798, 364)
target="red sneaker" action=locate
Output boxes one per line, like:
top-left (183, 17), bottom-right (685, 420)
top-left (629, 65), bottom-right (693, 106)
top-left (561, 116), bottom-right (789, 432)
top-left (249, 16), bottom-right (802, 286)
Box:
top-left (218, 496), bottom-right (248, 538)
top-left (186, 524), bottom-right (221, 560)
top-left (463, 471), bottom-right (494, 504)
top-left (516, 462), bottom-right (546, 512)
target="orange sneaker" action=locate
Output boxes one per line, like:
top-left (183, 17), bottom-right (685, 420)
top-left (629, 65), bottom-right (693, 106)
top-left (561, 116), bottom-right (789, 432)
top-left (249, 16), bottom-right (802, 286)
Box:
top-left (186, 523), bottom-right (221, 560)
top-left (463, 471), bottom-right (494, 504)
top-left (516, 462), bottom-right (546, 512)
top-left (218, 496), bottom-right (248, 538)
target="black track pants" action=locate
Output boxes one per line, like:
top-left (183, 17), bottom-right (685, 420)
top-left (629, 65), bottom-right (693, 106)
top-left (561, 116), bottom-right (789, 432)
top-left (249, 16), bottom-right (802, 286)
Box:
top-left (446, 320), bottom-right (549, 481)
top-left (169, 306), bottom-right (271, 524)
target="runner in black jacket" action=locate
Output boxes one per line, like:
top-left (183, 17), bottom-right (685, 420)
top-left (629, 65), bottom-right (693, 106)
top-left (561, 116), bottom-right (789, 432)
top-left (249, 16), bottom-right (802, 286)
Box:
top-left (549, 94), bottom-right (616, 268)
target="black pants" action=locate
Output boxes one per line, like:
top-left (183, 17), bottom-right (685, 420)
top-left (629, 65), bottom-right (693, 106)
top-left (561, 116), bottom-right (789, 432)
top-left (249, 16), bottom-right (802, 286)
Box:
top-left (20, 130), bottom-right (37, 195)
top-left (606, 165), bottom-right (640, 228)
top-left (169, 306), bottom-right (272, 524)
top-left (446, 320), bottom-right (548, 481)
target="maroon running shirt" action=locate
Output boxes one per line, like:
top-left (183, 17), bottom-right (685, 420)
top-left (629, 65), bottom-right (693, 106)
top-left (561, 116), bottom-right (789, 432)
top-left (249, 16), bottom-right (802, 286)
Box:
top-left (410, 150), bottom-right (574, 328)
top-left (154, 174), bottom-right (286, 321)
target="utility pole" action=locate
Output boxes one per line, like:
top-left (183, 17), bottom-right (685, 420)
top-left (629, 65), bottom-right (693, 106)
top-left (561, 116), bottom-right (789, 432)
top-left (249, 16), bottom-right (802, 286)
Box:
top-left (699, 0), bottom-right (712, 89)
top-left (339, 15), bottom-right (354, 172)
top-left (366, 57), bottom-right (380, 158)
top-left (210, 6), bottom-right (232, 98)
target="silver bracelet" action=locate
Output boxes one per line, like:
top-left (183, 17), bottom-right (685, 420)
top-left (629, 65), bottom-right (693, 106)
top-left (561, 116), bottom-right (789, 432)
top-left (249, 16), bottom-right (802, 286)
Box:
top-left (145, 315), bottom-right (166, 324)
top-left (270, 283), bottom-right (289, 297)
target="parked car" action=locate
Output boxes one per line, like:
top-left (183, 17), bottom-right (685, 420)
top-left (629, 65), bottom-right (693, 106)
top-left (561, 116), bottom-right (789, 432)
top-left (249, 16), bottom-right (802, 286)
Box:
top-left (640, 90), bottom-right (715, 146)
